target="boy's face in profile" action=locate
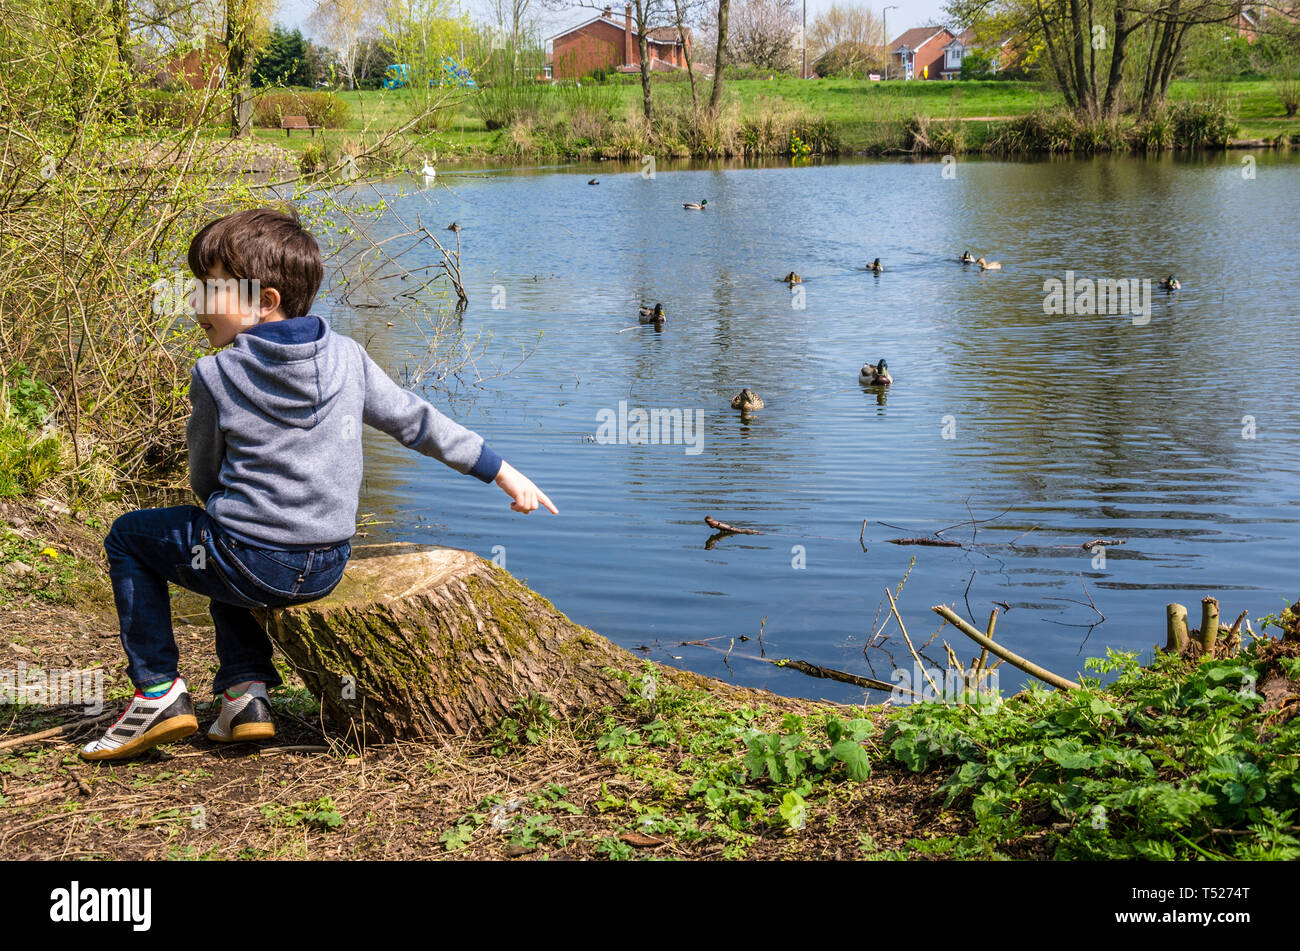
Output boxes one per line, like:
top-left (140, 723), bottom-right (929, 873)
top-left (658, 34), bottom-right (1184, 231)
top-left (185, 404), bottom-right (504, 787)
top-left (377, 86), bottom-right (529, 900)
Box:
top-left (190, 262), bottom-right (282, 348)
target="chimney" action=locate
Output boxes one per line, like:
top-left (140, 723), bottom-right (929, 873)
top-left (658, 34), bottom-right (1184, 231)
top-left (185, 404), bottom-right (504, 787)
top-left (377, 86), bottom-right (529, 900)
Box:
top-left (602, 4), bottom-right (611, 17)
top-left (625, 3), bottom-right (633, 66)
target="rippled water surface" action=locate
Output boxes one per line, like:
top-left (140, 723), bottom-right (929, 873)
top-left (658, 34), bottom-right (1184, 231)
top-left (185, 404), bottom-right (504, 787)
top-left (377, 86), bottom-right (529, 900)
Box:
top-left (319, 152), bottom-right (1300, 703)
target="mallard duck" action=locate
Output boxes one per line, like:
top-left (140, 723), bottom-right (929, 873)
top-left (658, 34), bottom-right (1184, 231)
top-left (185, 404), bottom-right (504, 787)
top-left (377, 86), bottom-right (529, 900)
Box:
top-left (683, 199), bottom-right (708, 210)
top-left (868, 258), bottom-right (883, 272)
top-left (731, 388), bottom-right (763, 411)
top-left (782, 272), bottom-right (801, 284)
top-left (588, 178), bottom-right (599, 185)
top-left (446, 222), bottom-right (461, 233)
top-left (859, 359), bottom-right (892, 385)
top-left (638, 303), bottom-right (665, 324)
top-left (961, 251), bottom-right (974, 264)
top-left (976, 256), bottom-right (1001, 270)
top-left (1160, 275), bottom-right (1180, 290)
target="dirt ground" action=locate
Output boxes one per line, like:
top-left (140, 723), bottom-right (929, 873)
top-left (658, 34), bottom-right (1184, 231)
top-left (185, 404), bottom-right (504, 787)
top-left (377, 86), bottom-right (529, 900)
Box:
top-left (0, 497), bottom-right (994, 861)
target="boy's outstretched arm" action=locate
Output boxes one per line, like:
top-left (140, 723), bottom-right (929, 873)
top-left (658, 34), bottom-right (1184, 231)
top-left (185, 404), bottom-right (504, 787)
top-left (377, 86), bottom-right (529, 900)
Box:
top-left (356, 343), bottom-right (556, 514)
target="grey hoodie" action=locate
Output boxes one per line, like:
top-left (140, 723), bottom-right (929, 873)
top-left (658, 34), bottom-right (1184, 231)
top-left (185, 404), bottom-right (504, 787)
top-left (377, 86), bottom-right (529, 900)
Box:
top-left (187, 314), bottom-right (503, 548)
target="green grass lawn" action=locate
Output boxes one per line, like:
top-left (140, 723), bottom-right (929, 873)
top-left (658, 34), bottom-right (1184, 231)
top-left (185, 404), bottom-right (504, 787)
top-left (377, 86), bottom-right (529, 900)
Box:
top-left (250, 77), bottom-right (1299, 161)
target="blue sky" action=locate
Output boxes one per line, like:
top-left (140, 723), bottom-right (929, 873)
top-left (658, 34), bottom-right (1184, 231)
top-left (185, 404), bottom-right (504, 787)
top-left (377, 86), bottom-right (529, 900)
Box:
top-left (279, 0), bottom-right (951, 44)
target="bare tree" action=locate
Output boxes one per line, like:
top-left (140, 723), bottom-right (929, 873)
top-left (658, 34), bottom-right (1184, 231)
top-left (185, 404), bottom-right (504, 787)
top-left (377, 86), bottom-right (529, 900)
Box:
top-left (672, 0), bottom-right (709, 107)
top-left (728, 0), bottom-right (799, 71)
top-left (946, 0), bottom-right (1246, 118)
top-left (808, 1), bottom-right (884, 73)
top-left (708, 0), bottom-right (729, 115)
top-left (308, 0), bottom-right (383, 89)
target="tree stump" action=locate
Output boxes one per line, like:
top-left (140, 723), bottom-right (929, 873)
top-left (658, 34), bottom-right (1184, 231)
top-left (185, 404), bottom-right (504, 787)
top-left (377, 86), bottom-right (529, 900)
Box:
top-left (245, 543), bottom-right (654, 744)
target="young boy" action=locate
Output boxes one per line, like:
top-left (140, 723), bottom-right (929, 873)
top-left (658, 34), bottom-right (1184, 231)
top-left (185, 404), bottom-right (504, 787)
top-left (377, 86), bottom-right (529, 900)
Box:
top-left (82, 207), bottom-right (556, 761)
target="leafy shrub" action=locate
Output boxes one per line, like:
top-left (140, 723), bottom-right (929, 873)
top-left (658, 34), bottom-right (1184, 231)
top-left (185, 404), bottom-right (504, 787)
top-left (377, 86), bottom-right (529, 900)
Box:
top-left (252, 90), bottom-right (350, 129)
top-left (1132, 108), bottom-right (1174, 150)
top-left (1169, 98), bottom-right (1239, 148)
top-left (0, 365), bottom-right (64, 497)
top-left (1277, 76), bottom-right (1300, 118)
top-left (135, 89), bottom-right (215, 128)
top-left (987, 107), bottom-right (1080, 153)
top-left (473, 82), bottom-right (547, 130)
top-left (959, 49), bottom-right (994, 80)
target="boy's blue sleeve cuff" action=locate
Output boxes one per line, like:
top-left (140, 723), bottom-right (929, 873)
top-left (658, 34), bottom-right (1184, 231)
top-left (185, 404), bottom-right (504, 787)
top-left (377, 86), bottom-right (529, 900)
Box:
top-left (468, 443), bottom-right (503, 483)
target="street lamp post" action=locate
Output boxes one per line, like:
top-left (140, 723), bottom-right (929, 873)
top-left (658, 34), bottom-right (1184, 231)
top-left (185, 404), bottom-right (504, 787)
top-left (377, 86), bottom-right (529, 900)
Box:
top-left (883, 5), bottom-right (897, 80)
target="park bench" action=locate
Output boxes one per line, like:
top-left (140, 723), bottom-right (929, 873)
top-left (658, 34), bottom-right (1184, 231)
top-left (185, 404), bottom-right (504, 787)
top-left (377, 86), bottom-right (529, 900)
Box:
top-left (280, 114), bottom-right (321, 137)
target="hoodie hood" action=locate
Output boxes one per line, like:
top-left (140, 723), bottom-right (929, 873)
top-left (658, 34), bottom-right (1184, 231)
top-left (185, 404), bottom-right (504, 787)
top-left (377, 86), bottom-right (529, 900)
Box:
top-left (197, 315), bottom-right (345, 429)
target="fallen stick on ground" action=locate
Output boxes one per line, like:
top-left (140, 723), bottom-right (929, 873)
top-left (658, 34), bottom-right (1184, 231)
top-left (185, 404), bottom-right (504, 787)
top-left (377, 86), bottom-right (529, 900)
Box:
top-left (0, 711), bottom-right (117, 753)
top-left (932, 604), bottom-right (1080, 691)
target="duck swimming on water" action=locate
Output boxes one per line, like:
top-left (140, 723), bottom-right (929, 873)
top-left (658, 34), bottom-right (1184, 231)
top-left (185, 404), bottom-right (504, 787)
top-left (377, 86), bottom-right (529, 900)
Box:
top-left (638, 303), bottom-right (666, 324)
top-left (859, 359), bottom-right (892, 385)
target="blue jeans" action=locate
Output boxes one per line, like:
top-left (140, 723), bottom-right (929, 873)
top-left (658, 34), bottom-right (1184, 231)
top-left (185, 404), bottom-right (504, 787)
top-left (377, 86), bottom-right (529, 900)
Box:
top-left (103, 505), bottom-right (350, 698)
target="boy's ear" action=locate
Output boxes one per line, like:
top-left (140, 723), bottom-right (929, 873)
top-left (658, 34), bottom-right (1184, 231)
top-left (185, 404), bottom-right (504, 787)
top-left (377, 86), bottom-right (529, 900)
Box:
top-left (259, 284), bottom-right (283, 318)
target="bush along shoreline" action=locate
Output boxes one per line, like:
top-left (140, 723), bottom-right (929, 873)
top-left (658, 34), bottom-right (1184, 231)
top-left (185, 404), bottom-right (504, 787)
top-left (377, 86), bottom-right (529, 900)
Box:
top-left (372, 102), bottom-right (1294, 168)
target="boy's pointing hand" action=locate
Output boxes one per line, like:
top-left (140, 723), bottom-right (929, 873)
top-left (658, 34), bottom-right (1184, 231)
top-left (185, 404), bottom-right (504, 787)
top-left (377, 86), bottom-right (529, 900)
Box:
top-left (494, 460), bottom-right (558, 515)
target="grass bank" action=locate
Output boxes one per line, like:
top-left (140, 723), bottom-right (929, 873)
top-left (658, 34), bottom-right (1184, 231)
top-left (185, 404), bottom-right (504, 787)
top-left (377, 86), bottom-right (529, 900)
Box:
top-left (249, 78), bottom-right (1300, 168)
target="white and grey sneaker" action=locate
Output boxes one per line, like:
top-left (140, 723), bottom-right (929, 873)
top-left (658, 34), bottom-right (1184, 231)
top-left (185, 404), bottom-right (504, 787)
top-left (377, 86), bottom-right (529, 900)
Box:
top-left (207, 681), bottom-right (276, 743)
top-left (80, 678), bottom-right (198, 761)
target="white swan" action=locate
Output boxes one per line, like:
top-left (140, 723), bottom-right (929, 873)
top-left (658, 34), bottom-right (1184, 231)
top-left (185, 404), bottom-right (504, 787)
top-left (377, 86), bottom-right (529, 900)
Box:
top-left (420, 155), bottom-right (436, 182)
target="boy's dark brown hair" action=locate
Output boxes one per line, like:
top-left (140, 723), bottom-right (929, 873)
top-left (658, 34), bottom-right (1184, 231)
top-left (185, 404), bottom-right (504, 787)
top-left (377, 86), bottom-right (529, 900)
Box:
top-left (188, 208), bottom-right (323, 319)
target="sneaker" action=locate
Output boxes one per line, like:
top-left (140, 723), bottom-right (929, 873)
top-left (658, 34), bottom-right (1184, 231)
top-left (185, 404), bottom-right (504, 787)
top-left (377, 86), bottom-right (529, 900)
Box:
top-left (80, 678), bottom-right (198, 761)
top-left (207, 681), bottom-right (276, 743)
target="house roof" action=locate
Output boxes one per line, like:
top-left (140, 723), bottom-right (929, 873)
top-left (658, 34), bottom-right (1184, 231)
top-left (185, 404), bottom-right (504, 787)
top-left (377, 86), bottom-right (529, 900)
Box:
top-left (944, 28), bottom-right (1015, 50)
top-left (546, 13), bottom-right (687, 45)
top-left (546, 14), bottom-right (622, 43)
top-left (646, 25), bottom-right (689, 43)
top-left (890, 26), bottom-right (952, 52)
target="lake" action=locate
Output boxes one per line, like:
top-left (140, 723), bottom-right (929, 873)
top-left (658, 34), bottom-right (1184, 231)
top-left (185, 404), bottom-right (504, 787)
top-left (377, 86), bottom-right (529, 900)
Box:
top-left (314, 151), bottom-right (1300, 705)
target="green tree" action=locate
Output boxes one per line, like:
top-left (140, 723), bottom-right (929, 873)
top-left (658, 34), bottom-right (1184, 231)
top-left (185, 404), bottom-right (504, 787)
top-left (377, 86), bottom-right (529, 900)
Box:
top-left (254, 24), bottom-right (309, 86)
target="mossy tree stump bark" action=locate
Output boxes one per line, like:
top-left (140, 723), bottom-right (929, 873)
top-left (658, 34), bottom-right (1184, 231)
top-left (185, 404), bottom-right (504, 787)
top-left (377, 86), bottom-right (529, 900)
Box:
top-left (251, 543), bottom-right (653, 744)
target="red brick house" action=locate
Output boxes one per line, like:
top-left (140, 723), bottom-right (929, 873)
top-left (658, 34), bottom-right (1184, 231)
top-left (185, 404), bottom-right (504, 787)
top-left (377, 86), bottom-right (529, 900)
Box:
top-left (889, 26), bottom-right (954, 80)
top-left (159, 40), bottom-right (226, 90)
top-left (548, 4), bottom-right (692, 79)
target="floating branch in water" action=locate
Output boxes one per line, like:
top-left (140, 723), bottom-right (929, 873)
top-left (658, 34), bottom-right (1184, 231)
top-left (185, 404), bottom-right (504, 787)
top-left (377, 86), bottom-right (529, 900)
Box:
top-left (886, 537), bottom-right (964, 547)
top-left (704, 515), bottom-right (764, 535)
top-left (678, 640), bottom-right (909, 695)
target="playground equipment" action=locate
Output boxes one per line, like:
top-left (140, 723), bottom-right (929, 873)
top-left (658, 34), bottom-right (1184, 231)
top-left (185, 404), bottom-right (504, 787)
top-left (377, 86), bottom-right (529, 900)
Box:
top-left (382, 59), bottom-right (478, 89)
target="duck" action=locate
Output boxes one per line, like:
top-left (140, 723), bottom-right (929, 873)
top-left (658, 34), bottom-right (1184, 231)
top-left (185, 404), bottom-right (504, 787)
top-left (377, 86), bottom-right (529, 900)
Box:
top-left (446, 222), bottom-right (461, 232)
top-left (961, 251), bottom-right (974, 264)
top-left (975, 256), bottom-right (1001, 270)
top-left (638, 303), bottom-right (665, 324)
top-left (683, 199), bottom-right (709, 210)
top-left (730, 388), bottom-right (764, 411)
top-left (782, 272), bottom-right (801, 284)
top-left (1160, 274), bottom-right (1180, 290)
top-left (859, 359), bottom-right (892, 386)
top-left (588, 178), bottom-right (599, 185)
top-left (867, 258), bottom-right (883, 272)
